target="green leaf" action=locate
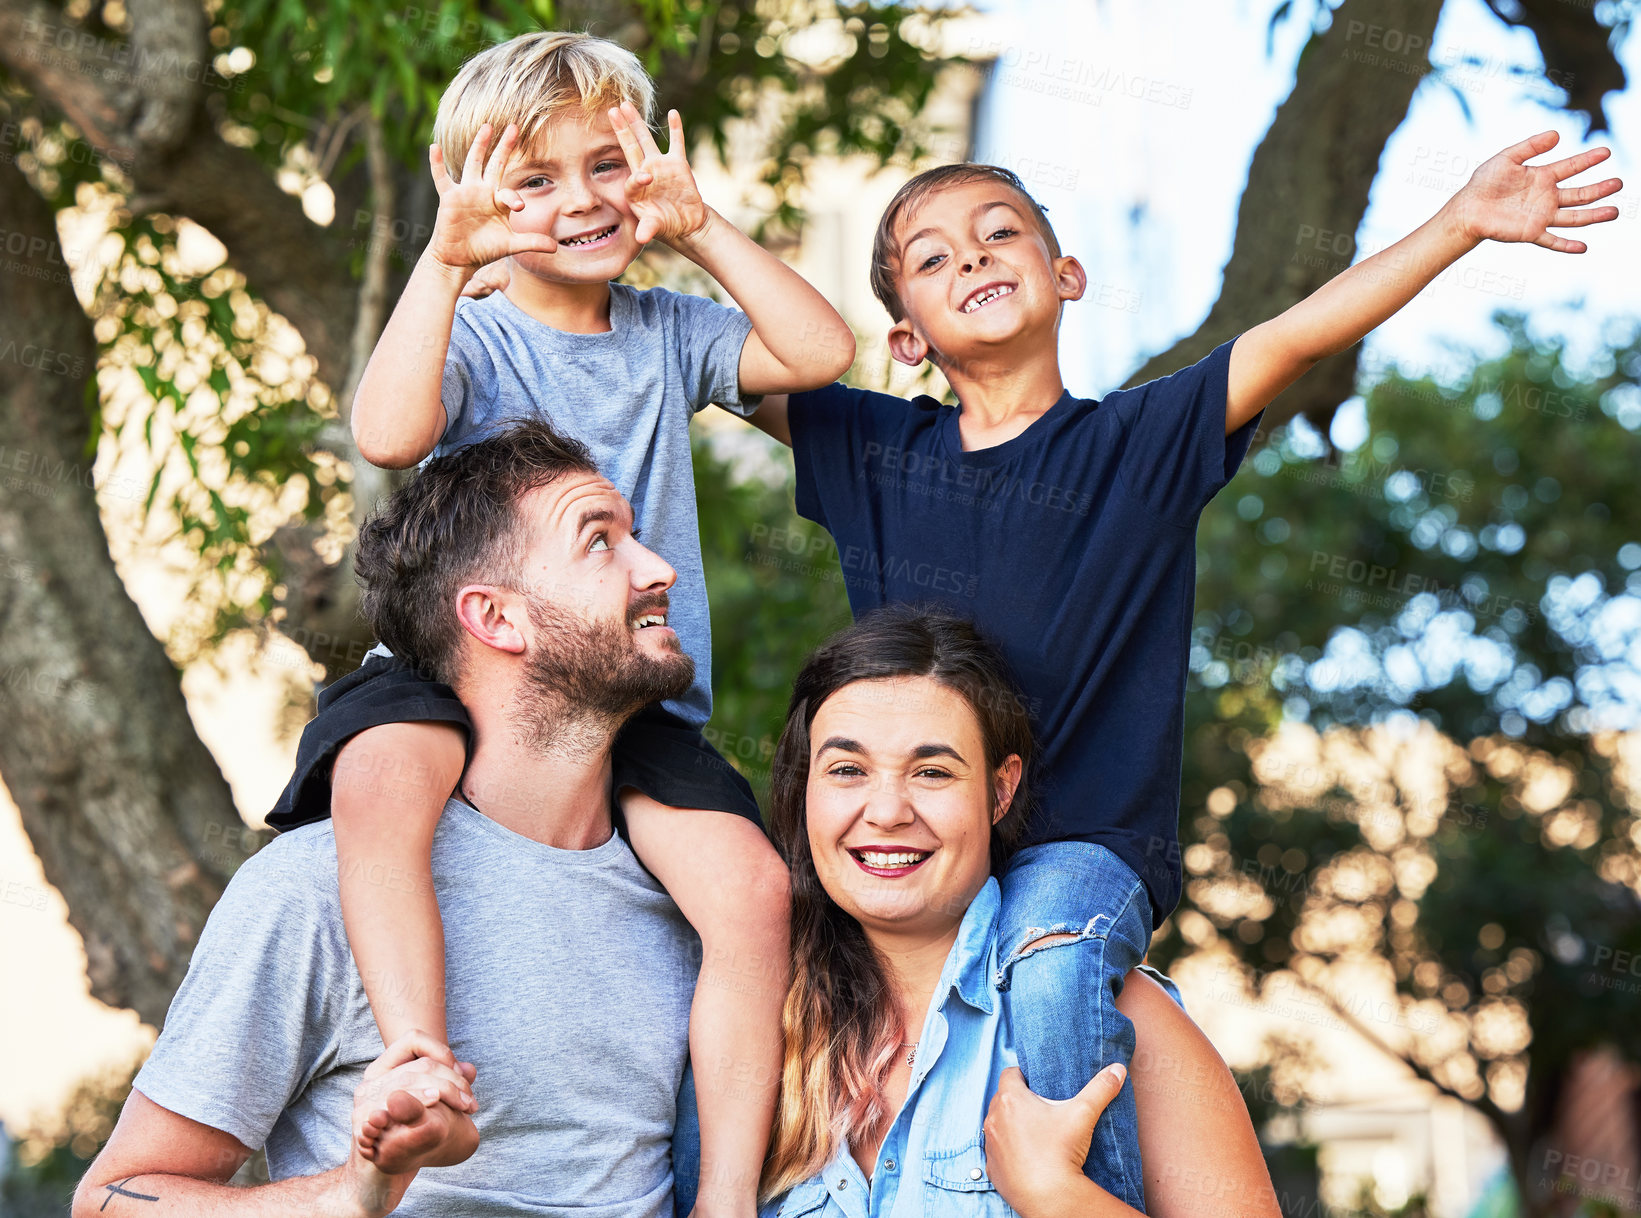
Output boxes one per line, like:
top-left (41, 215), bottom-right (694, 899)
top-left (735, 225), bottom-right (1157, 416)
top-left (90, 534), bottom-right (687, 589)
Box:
top-left (143, 466), bottom-right (166, 516)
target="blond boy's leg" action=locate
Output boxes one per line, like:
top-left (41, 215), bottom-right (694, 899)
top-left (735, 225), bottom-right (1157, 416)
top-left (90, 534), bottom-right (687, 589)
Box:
top-left (623, 794), bottom-right (791, 1218)
top-left (332, 720), bottom-right (468, 1048)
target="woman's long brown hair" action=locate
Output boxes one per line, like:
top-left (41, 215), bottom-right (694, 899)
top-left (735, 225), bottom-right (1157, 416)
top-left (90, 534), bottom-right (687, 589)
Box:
top-left (760, 605), bottom-right (1036, 1199)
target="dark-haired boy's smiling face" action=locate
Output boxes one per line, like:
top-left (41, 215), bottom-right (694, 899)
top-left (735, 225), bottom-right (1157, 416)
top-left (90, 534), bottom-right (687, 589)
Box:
top-left (887, 178), bottom-right (1085, 371)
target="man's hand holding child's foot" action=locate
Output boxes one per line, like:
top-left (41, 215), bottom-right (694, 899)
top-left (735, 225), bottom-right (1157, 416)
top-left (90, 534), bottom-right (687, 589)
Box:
top-left (352, 1032), bottom-right (480, 1175)
top-left (357, 1077), bottom-right (480, 1173)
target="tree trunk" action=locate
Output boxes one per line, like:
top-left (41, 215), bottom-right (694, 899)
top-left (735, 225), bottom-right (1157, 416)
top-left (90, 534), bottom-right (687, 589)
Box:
top-left (1123, 0), bottom-right (1443, 438)
top-left (0, 155), bottom-right (245, 1027)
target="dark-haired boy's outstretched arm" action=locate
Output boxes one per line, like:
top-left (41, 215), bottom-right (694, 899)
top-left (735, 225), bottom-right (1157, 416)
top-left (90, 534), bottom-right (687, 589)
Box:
top-left (746, 393), bottom-right (791, 447)
top-left (1226, 131), bottom-right (1620, 434)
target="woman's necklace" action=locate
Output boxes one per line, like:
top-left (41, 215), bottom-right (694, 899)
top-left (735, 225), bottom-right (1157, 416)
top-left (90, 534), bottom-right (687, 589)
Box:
top-left (898, 1042), bottom-right (916, 1069)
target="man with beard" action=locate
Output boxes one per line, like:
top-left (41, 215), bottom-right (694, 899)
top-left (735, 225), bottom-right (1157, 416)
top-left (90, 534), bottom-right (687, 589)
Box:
top-left (75, 421), bottom-right (707, 1218)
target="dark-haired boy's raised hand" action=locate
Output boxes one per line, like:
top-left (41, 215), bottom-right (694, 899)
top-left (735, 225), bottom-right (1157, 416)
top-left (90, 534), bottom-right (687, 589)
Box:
top-left (427, 121), bottom-right (561, 275)
top-left (1446, 130), bottom-right (1621, 253)
top-left (1226, 130), bottom-right (1622, 433)
top-left (608, 101), bottom-right (712, 247)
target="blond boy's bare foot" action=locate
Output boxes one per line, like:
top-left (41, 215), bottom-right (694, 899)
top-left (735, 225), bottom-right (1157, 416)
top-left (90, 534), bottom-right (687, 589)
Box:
top-left (358, 1089), bottom-right (480, 1174)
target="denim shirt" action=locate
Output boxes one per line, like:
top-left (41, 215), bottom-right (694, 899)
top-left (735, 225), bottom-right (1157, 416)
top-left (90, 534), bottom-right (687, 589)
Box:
top-left (762, 878), bottom-right (1018, 1218)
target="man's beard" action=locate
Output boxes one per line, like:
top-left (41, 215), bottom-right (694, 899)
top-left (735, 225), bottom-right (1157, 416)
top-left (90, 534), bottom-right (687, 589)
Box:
top-left (508, 592), bottom-right (694, 756)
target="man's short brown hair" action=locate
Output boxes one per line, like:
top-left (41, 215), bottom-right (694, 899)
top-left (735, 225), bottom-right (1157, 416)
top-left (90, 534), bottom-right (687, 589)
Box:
top-left (869, 164), bottom-right (1061, 323)
top-left (355, 420), bottom-right (601, 683)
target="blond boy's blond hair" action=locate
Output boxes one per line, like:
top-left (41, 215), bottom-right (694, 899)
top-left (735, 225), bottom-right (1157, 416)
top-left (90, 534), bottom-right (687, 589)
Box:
top-left (433, 31), bottom-right (655, 178)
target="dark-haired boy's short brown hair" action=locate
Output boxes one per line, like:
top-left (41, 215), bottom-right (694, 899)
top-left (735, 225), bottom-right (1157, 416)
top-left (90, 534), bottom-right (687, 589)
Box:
top-left (869, 163), bottom-right (1061, 322)
top-left (354, 420), bottom-right (600, 683)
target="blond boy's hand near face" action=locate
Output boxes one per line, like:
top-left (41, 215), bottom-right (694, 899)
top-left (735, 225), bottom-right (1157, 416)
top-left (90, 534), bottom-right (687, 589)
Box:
top-left (608, 102), bottom-right (712, 247)
top-left (426, 121), bottom-right (562, 279)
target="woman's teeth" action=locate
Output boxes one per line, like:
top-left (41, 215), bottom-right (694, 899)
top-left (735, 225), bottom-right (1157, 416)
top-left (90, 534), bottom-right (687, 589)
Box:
top-left (857, 850), bottom-right (929, 868)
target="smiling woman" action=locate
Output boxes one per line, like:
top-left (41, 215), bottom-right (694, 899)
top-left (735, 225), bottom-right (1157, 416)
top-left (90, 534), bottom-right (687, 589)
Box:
top-left (758, 605), bottom-right (1281, 1218)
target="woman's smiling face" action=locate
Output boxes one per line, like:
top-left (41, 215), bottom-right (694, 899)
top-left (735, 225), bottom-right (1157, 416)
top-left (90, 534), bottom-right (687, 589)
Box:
top-left (805, 675), bottom-right (1018, 941)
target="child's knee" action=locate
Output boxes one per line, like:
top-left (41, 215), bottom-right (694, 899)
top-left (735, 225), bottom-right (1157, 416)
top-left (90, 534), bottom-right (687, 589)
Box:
top-left (1005, 927), bottom-right (1104, 984)
top-left (1020, 931), bottom-right (1080, 953)
top-left (332, 722), bottom-right (465, 825)
top-left (998, 926), bottom-right (1124, 1011)
top-left (334, 721), bottom-right (465, 786)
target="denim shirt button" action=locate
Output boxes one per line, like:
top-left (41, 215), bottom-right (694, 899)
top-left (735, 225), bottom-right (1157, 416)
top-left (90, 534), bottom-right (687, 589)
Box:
top-left (837, 1179), bottom-right (848, 1190)
top-left (883, 1159), bottom-right (896, 1171)
top-left (969, 1168), bottom-right (984, 1181)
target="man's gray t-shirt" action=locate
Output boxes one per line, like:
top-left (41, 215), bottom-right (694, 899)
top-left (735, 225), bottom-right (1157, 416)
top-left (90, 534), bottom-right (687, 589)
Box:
top-left (437, 284), bottom-right (757, 728)
top-left (134, 800), bottom-right (699, 1217)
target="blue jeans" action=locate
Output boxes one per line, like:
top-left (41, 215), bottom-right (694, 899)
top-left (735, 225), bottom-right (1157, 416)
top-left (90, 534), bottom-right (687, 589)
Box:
top-left (673, 1063), bottom-right (700, 1217)
top-left (996, 841), bottom-right (1153, 1211)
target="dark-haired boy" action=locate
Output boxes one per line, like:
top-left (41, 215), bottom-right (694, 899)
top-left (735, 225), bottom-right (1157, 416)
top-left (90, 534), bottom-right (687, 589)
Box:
top-left (749, 134), bottom-right (1619, 1206)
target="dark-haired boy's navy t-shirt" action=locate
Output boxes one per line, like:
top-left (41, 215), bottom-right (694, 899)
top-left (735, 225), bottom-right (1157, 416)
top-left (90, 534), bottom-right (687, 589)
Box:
top-left (787, 339), bottom-right (1256, 923)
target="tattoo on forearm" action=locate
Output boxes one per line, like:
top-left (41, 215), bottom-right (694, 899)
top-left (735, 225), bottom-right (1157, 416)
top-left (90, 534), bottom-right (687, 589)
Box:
top-left (101, 1176), bottom-right (160, 1208)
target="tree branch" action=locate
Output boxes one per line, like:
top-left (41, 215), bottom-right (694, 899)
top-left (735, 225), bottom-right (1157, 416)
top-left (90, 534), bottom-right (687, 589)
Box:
top-left (1488, 0), bottom-right (1629, 133)
top-left (0, 0), bottom-right (358, 388)
top-left (1123, 0), bottom-right (1444, 437)
top-left (1, 0), bottom-right (389, 672)
top-left (0, 150), bottom-right (245, 1027)
top-left (122, 0), bottom-right (210, 154)
top-left (1289, 970), bottom-right (1507, 1130)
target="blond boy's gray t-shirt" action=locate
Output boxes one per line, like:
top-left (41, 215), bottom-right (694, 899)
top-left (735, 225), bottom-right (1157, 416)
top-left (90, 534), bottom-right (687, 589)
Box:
top-left (437, 284), bottom-right (757, 728)
top-left (133, 800), bottom-right (699, 1217)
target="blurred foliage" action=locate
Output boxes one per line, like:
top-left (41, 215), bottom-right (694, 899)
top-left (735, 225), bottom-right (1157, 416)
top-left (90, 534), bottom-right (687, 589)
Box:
top-left (1145, 315), bottom-right (1641, 1195)
top-left (694, 427), bottom-right (851, 807)
top-left (0, 1056), bottom-right (137, 1216)
top-left (89, 213), bottom-right (349, 657)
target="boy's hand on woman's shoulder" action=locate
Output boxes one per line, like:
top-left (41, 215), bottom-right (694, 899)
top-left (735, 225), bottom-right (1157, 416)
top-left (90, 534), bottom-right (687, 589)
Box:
top-left (609, 101), bottom-right (713, 248)
top-left (1445, 130), bottom-right (1621, 254)
top-left (427, 121), bottom-right (561, 277)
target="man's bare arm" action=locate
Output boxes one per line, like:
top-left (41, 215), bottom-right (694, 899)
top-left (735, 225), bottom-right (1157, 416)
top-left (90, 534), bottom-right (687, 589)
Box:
top-left (72, 1091), bottom-right (386, 1218)
top-left (75, 1034), bottom-right (475, 1218)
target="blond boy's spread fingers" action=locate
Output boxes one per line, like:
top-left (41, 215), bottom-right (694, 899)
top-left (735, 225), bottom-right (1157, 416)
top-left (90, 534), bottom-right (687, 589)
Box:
top-left (463, 120), bottom-right (493, 181)
top-left (608, 104), bottom-right (646, 175)
top-left (628, 100), bottom-right (665, 160)
top-left (483, 122), bottom-right (520, 186)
